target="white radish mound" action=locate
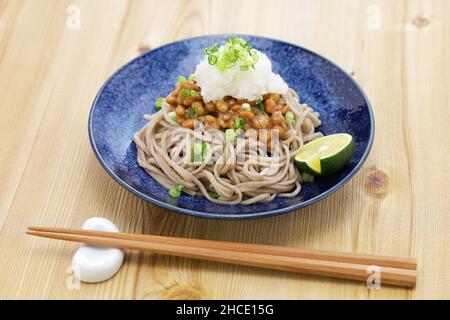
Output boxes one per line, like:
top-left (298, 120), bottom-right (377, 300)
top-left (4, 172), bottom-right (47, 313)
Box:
top-left (193, 49), bottom-right (288, 102)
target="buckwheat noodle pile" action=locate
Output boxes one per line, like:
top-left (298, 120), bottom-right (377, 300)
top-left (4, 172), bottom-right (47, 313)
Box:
top-left (134, 89), bottom-right (322, 204)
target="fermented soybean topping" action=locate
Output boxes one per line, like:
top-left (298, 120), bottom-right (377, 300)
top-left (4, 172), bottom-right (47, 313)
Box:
top-left (165, 78), bottom-right (293, 142)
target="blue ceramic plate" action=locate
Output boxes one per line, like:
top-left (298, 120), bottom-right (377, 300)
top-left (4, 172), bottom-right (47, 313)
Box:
top-left (89, 35), bottom-right (374, 219)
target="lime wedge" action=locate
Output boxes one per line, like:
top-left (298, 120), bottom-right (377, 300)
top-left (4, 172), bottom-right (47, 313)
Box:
top-left (294, 133), bottom-right (354, 176)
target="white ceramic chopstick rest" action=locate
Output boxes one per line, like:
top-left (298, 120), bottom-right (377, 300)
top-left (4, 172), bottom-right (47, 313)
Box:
top-left (71, 217), bottom-right (124, 283)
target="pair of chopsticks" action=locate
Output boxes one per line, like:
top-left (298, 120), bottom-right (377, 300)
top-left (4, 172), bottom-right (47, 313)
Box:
top-left (26, 227), bottom-right (417, 287)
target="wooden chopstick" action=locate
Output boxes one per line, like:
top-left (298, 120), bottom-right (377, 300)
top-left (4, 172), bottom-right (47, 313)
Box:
top-left (26, 227), bottom-right (417, 287)
top-left (28, 227), bottom-right (417, 270)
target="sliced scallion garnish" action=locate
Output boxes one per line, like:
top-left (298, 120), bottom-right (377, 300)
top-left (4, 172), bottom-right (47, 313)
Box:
top-left (234, 117), bottom-right (246, 130)
top-left (187, 107), bottom-right (198, 119)
top-left (205, 43), bottom-right (219, 55)
top-left (241, 103), bottom-right (251, 111)
top-left (285, 111), bottom-right (295, 126)
top-left (181, 89), bottom-right (191, 98)
top-left (167, 111), bottom-right (177, 122)
top-left (225, 129), bottom-right (237, 143)
top-left (169, 184), bottom-right (183, 197)
top-left (208, 55), bottom-right (218, 65)
top-left (208, 191), bottom-right (219, 199)
top-left (154, 97), bottom-right (164, 110)
top-left (256, 99), bottom-right (264, 112)
top-left (191, 143), bottom-right (210, 162)
top-left (301, 172), bottom-right (315, 183)
top-left (204, 36), bottom-right (259, 72)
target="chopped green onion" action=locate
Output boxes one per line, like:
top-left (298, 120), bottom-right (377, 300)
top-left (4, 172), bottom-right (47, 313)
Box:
top-left (204, 43), bottom-right (219, 55)
top-left (234, 117), bottom-right (246, 130)
top-left (256, 99), bottom-right (264, 112)
top-left (167, 111), bottom-right (177, 122)
top-left (250, 50), bottom-right (259, 65)
top-left (169, 184), bottom-right (183, 197)
top-left (178, 76), bottom-right (187, 84)
top-left (208, 191), bottom-right (219, 199)
top-left (301, 172), bottom-right (315, 183)
top-left (285, 111), bottom-right (295, 126)
top-left (188, 74), bottom-right (195, 81)
top-left (241, 103), bottom-right (251, 111)
top-left (208, 55), bottom-right (218, 65)
top-left (225, 129), bottom-right (237, 143)
top-left (187, 107), bottom-right (198, 119)
top-left (202, 143), bottom-right (210, 157)
top-left (204, 37), bottom-right (259, 72)
top-left (181, 89), bottom-right (191, 98)
top-left (192, 143), bottom-right (202, 161)
top-left (189, 89), bottom-right (196, 97)
top-left (154, 97), bottom-right (164, 110)
top-left (191, 143), bottom-right (210, 162)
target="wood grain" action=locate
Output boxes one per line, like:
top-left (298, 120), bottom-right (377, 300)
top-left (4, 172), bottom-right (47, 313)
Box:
top-left (0, 0), bottom-right (449, 299)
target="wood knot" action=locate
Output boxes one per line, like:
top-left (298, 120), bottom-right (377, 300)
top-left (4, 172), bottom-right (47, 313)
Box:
top-left (365, 166), bottom-right (389, 199)
top-left (412, 16), bottom-right (430, 28)
top-left (164, 284), bottom-right (205, 300)
top-left (138, 45), bottom-right (151, 54)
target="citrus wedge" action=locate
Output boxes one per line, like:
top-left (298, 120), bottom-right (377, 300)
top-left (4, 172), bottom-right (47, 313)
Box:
top-left (294, 133), bottom-right (354, 176)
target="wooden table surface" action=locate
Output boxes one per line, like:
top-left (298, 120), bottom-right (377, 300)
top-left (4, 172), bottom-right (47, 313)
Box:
top-left (0, 0), bottom-right (449, 300)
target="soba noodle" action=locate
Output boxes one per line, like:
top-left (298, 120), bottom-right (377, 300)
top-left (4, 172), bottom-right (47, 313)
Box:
top-left (134, 89), bottom-right (322, 204)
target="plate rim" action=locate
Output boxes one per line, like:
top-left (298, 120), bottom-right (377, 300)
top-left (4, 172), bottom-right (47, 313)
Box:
top-left (88, 34), bottom-right (375, 220)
